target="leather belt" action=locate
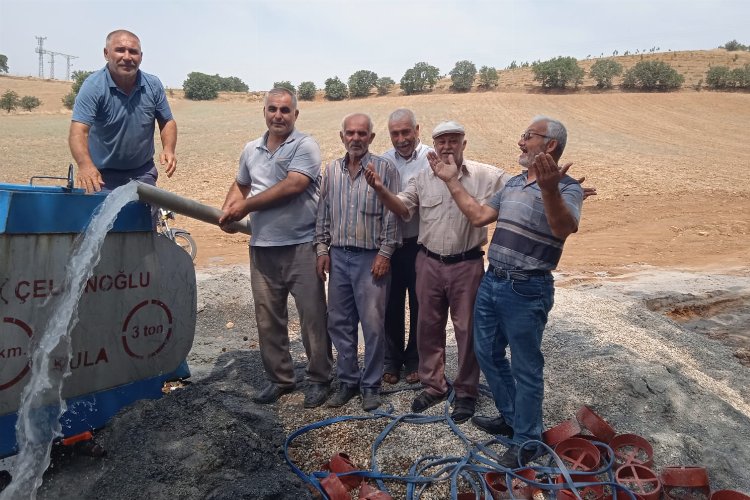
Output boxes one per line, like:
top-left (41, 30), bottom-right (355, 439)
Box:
top-left (421, 245), bottom-right (483, 264)
top-left (340, 245), bottom-right (370, 253)
top-left (487, 264), bottom-right (551, 281)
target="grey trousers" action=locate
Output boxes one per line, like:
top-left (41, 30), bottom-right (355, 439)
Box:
top-left (327, 247), bottom-right (390, 390)
top-left (250, 243), bottom-right (332, 387)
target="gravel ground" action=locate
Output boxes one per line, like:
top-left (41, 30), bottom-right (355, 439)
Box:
top-left (6, 265), bottom-right (749, 499)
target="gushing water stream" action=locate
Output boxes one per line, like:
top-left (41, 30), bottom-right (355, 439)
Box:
top-left (1, 183), bottom-right (139, 500)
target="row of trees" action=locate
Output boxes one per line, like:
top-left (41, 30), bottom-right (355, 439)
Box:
top-left (1, 90), bottom-right (42, 112)
top-left (531, 57), bottom-right (684, 91)
top-left (267, 61), bottom-right (499, 102)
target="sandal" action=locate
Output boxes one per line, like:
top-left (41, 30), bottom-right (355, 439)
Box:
top-left (382, 372), bottom-right (399, 384)
top-left (405, 371), bottom-right (420, 384)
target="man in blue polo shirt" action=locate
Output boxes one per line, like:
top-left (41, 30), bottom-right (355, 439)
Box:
top-left (429, 116), bottom-right (584, 468)
top-left (69, 29), bottom-right (177, 193)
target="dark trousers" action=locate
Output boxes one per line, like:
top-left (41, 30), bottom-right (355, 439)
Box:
top-left (384, 237), bottom-right (420, 375)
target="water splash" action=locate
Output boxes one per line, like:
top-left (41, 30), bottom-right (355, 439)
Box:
top-left (1, 182), bottom-right (139, 500)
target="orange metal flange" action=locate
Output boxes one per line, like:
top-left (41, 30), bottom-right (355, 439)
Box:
top-left (324, 452), bottom-right (361, 490)
top-left (711, 491), bottom-right (750, 500)
top-left (609, 433), bottom-right (654, 469)
top-left (555, 437), bottom-right (602, 472)
top-left (320, 473), bottom-right (350, 500)
top-left (556, 474), bottom-right (607, 500)
top-left (358, 482), bottom-right (394, 500)
top-left (616, 464), bottom-right (662, 500)
top-left (660, 466), bottom-right (710, 500)
top-left (543, 418), bottom-right (582, 447)
top-left (484, 467), bottom-right (536, 500)
top-left (576, 406), bottom-right (616, 443)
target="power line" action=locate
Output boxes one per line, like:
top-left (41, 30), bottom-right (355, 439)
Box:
top-left (33, 36), bottom-right (78, 80)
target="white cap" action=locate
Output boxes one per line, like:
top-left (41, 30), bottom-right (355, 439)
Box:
top-left (432, 120), bottom-right (466, 138)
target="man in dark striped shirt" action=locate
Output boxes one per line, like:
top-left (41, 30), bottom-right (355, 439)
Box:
top-left (314, 113), bottom-right (401, 411)
top-left (429, 116), bottom-right (584, 468)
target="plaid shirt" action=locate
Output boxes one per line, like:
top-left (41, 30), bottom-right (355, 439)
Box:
top-left (315, 151), bottom-right (401, 258)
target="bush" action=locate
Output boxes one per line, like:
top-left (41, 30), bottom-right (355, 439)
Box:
top-left (375, 76), bottom-right (395, 96)
top-left (216, 75), bottom-right (248, 92)
top-left (730, 65), bottom-right (750, 88)
top-left (622, 61), bottom-right (684, 91)
top-left (324, 77), bottom-right (348, 101)
top-left (400, 62), bottom-right (440, 95)
top-left (477, 66), bottom-right (498, 89)
top-left (183, 72), bottom-right (220, 100)
top-left (0, 54), bottom-right (8, 73)
top-left (721, 40), bottom-right (748, 51)
top-left (298, 81), bottom-right (317, 101)
top-left (706, 66), bottom-right (732, 89)
top-left (348, 70), bottom-right (378, 98)
top-left (589, 59), bottom-right (623, 89)
top-left (62, 70), bottom-right (94, 109)
top-left (273, 81), bottom-right (296, 93)
top-left (449, 60), bottom-right (476, 92)
top-left (531, 56), bottom-right (584, 89)
top-left (20, 95), bottom-right (42, 111)
top-left (0, 90), bottom-right (19, 112)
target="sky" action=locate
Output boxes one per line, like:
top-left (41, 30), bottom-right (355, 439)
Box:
top-left (1, 0), bottom-right (748, 90)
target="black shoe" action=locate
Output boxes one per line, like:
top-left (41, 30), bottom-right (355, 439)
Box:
top-left (470, 415), bottom-right (513, 437)
top-left (326, 384), bottom-right (359, 407)
top-left (498, 445), bottom-right (536, 468)
top-left (450, 397), bottom-right (476, 424)
top-left (411, 390), bottom-right (448, 413)
top-left (361, 388), bottom-right (381, 411)
top-left (303, 383), bottom-right (331, 408)
top-left (252, 383), bottom-right (296, 404)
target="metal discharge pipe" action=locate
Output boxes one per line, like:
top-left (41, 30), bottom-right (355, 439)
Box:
top-left (135, 182), bottom-right (251, 235)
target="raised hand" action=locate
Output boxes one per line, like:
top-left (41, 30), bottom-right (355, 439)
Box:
top-left (364, 162), bottom-right (383, 191)
top-left (531, 153), bottom-right (570, 193)
top-left (576, 176), bottom-right (598, 200)
top-left (427, 151), bottom-right (459, 182)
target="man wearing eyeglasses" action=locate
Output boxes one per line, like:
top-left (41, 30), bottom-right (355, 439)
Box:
top-left (429, 116), bottom-right (584, 468)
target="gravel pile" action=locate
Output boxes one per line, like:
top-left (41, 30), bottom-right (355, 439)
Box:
top-left (21, 266), bottom-right (750, 498)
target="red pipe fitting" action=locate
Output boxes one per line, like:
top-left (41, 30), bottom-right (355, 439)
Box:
top-left (543, 418), bottom-right (582, 447)
top-left (616, 464), bottom-right (662, 500)
top-left (711, 491), bottom-right (750, 500)
top-left (609, 433), bottom-right (654, 469)
top-left (555, 437), bottom-right (602, 472)
top-left (484, 467), bottom-right (536, 500)
top-left (660, 466), bottom-right (710, 500)
top-left (576, 406), bottom-right (616, 443)
top-left (324, 452), bottom-right (361, 490)
top-left (320, 473), bottom-right (350, 500)
top-left (556, 474), bottom-right (607, 500)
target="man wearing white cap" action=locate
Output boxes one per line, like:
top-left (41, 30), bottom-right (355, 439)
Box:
top-left (429, 115), bottom-right (584, 468)
top-left (365, 120), bottom-right (510, 423)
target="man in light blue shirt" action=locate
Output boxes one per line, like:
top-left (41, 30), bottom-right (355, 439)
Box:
top-left (219, 87), bottom-right (332, 409)
top-left (69, 29), bottom-right (177, 193)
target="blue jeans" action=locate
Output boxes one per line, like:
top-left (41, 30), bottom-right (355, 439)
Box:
top-left (473, 271), bottom-right (554, 445)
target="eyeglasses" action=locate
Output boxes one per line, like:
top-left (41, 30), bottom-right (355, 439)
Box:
top-left (520, 131), bottom-right (551, 141)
